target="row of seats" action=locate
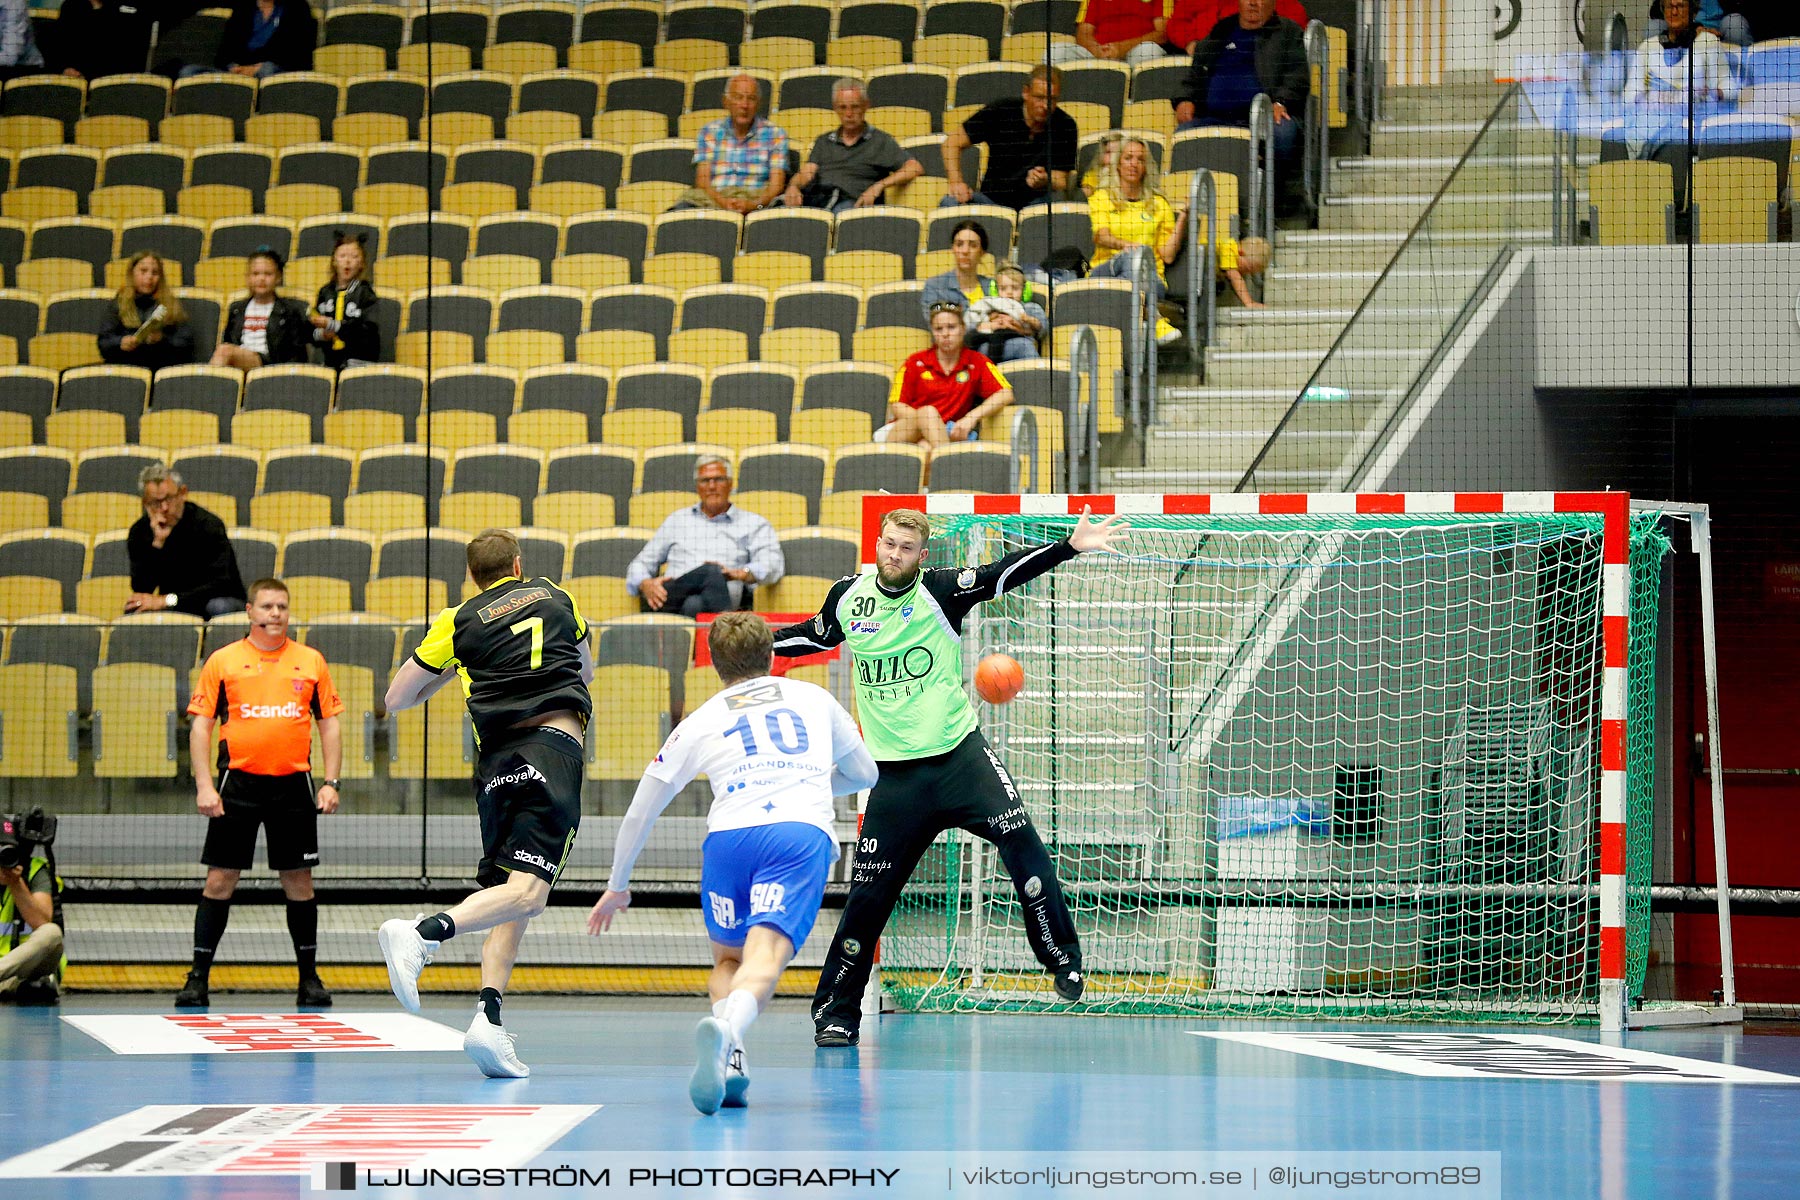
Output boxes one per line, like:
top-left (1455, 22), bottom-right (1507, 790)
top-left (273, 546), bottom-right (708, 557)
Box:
top-left (0, 439), bottom-right (976, 530)
top-left (0, 519), bottom-right (867, 621)
top-left (1588, 157), bottom-right (1785, 246)
top-left (1, 59), bottom-right (1194, 139)
top-left (0, 612), bottom-right (825, 779)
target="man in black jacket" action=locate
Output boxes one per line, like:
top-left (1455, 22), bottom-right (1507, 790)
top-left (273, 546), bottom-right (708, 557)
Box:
top-left (1173, 0), bottom-right (1309, 197)
top-left (180, 0), bottom-right (314, 78)
top-left (125, 463), bottom-right (246, 618)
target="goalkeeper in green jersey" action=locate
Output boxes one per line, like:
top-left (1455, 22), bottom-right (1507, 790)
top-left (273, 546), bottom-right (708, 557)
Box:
top-left (772, 505), bottom-right (1129, 1046)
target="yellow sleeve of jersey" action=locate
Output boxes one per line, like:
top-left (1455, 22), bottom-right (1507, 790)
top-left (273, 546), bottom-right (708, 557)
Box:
top-left (550, 580), bottom-right (588, 640)
top-left (412, 605), bottom-right (461, 672)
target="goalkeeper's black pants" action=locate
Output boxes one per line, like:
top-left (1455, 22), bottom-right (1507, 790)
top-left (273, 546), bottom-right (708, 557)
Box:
top-left (810, 729), bottom-right (1082, 1032)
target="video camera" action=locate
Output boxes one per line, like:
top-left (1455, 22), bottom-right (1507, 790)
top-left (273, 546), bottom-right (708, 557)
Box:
top-left (0, 808), bottom-right (56, 872)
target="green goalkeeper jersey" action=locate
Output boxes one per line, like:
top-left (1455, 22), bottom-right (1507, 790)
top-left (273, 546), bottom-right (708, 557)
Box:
top-left (772, 538), bottom-right (1076, 760)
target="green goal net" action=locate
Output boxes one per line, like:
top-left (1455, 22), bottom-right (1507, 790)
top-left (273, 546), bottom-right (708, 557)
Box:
top-left (880, 507), bottom-right (1671, 1024)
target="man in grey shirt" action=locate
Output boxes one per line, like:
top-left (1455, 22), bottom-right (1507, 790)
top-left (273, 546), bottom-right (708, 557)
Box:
top-left (781, 78), bottom-right (922, 214)
top-left (626, 457), bottom-right (786, 617)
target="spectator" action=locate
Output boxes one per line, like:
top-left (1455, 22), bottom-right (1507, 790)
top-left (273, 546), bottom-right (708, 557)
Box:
top-left (0, 810), bottom-right (62, 1004)
top-left (212, 249), bottom-right (313, 371)
top-left (1173, 0), bottom-right (1309, 204)
top-left (626, 457), bottom-right (785, 618)
top-left (1218, 233), bottom-right (1269, 308)
top-left (782, 78), bottom-right (922, 213)
top-left (98, 251), bottom-right (195, 373)
top-left (0, 0), bottom-right (42, 80)
top-left (673, 74), bottom-right (789, 213)
top-left (1164, 0), bottom-right (1309, 55)
top-left (921, 219), bottom-right (996, 319)
top-left (311, 233), bottom-right (381, 370)
top-left (1052, 0), bottom-right (1171, 65)
top-left (943, 65), bottom-right (1079, 210)
top-left (963, 262), bottom-right (1047, 364)
top-left (180, 0), bottom-right (314, 79)
top-left (882, 302), bottom-right (1015, 462)
top-left (1724, 0), bottom-right (1800, 41)
top-left (49, 0), bottom-right (152, 80)
top-left (125, 462), bottom-right (246, 619)
top-left (1645, 0), bottom-right (1750, 46)
top-left (1625, 0), bottom-right (1740, 116)
top-left (1089, 136), bottom-right (1189, 343)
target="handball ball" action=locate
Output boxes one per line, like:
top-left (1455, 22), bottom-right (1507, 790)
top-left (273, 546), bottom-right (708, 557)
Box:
top-left (974, 653), bottom-right (1024, 705)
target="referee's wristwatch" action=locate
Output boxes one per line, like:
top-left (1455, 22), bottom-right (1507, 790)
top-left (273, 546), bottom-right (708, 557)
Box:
top-left (321, 778), bottom-right (341, 791)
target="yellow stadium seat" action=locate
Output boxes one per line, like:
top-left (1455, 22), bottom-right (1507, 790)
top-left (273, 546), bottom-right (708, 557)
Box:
top-left (656, 37), bottom-right (730, 73)
top-left (825, 249), bottom-right (904, 286)
top-left (394, 330), bottom-right (477, 370)
top-left (792, 407), bottom-right (874, 451)
top-left (421, 111), bottom-right (496, 149)
top-left (138, 409), bottom-right (221, 454)
top-left (596, 109), bottom-right (672, 145)
top-left (4, 187), bottom-right (79, 223)
top-left (506, 110), bottom-right (584, 147)
top-left (427, 411), bottom-right (500, 455)
top-left (390, 686), bottom-right (473, 779)
top-left (531, 492), bottom-right (616, 539)
top-left (308, 662), bottom-right (375, 779)
top-left (283, 575), bottom-right (355, 617)
top-left (262, 183), bottom-right (344, 223)
top-left (530, 181), bottom-right (610, 219)
top-left (0, 664), bottom-right (79, 778)
top-left (852, 325), bottom-right (925, 371)
top-left (188, 257), bottom-right (242, 293)
top-left (72, 575), bottom-right (127, 620)
top-left (0, 115), bottom-right (61, 154)
top-left (230, 409), bottom-right (312, 453)
top-left (92, 662), bottom-right (179, 778)
top-left (250, 492), bottom-right (335, 539)
top-left (158, 113), bottom-right (234, 149)
top-left (760, 572), bottom-right (838, 613)
top-left (0, 491), bottom-right (49, 536)
top-left (244, 112), bottom-right (322, 149)
top-left (354, 183), bottom-right (431, 221)
top-left (628, 489), bottom-right (695, 529)
top-left (643, 252), bottom-right (723, 291)
top-left (441, 491), bottom-right (523, 532)
top-left (341, 498), bottom-right (426, 543)
top-left (33, 334), bottom-right (105, 376)
top-left (588, 663), bottom-right (669, 779)
top-left (817, 490), bottom-right (873, 530)
top-left (324, 410), bottom-right (407, 454)
top-left (399, 42), bottom-right (474, 76)
top-left (600, 408), bottom-right (684, 450)
top-left (757, 327), bottom-right (844, 371)
top-left (462, 253), bottom-right (543, 290)
top-left (678, 108), bottom-right (725, 140)
top-left (17, 258), bottom-right (96, 297)
top-left (666, 328), bottom-right (748, 370)
top-left (57, 491), bottom-right (135, 540)
top-left (729, 488), bottom-right (809, 531)
top-left (75, 115), bottom-right (149, 149)
top-left (695, 408), bottom-right (778, 452)
top-left (1694, 157), bottom-right (1777, 244)
top-left (552, 254), bottom-right (631, 290)
top-left (732, 250), bottom-right (812, 292)
top-left (484, 329), bottom-right (566, 371)
top-left (827, 35), bottom-right (903, 71)
top-left (315, 43), bottom-right (387, 77)
top-left (740, 37), bottom-right (813, 74)
top-left (570, 40), bottom-right (640, 75)
top-left (575, 330), bottom-right (657, 369)
top-left (0, 575), bottom-right (62, 620)
top-left (614, 181), bottom-right (686, 217)
top-left (915, 34), bottom-right (988, 69)
top-left (380, 256), bottom-right (455, 296)
top-left (560, 575), bottom-right (638, 625)
top-left (485, 42), bottom-right (559, 78)
top-left (177, 184), bottom-right (254, 224)
top-left (506, 408), bottom-right (588, 453)
top-left (88, 184), bottom-right (166, 222)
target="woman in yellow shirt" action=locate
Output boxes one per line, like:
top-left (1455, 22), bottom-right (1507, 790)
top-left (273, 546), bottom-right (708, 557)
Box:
top-left (1086, 138), bottom-right (1187, 344)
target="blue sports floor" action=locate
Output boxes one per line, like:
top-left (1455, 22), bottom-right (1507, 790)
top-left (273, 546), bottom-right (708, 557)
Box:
top-left (3, 993), bottom-right (1799, 1199)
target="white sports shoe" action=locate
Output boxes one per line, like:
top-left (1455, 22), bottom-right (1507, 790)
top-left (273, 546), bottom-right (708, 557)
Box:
top-left (464, 1007), bottom-right (529, 1078)
top-left (689, 1017), bottom-right (732, 1115)
top-left (378, 917), bottom-right (436, 1014)
top-left (721, 1044), bottom-right (749, 1108)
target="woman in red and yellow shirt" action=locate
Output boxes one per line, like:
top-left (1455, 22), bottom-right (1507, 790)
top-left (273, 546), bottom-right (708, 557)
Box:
top-left (886, 302), bottom-right (1014, 462)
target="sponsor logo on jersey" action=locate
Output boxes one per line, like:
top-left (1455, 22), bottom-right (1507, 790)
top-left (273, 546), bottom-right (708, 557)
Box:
top-left (477, 586), bottom-right (551, 624)
top-left (709, 892), bottom-right (739, 929)
top-left (813, 613), bottom-right (826, 635)
top-left (484, 763), bottom-right (547, 793)
top-left (238, 702), bottom-right (305, 719)
top-left (842, 939), bottom-right (861, 958)
top-left (957, 569), bottom-right (977, 589)
top-left (900, 604), bottom-right (913, 621)
top-left (511, 849), bottom-right (557, 873)
top-left (855, 646), bottom-right (934, 686)
top-left (848, 620), bottom-right (883, 634)
top-left (725, 682), bottom-right (783, 710)
top-left (954, 369), bottom-right (969, 383)
top-left (749, 882), bottom-right (786, 916)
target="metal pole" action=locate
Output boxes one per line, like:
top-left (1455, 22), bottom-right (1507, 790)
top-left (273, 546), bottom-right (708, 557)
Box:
top-left (1186, 169), bottom-right (1217, 362)
top-left (1692, 509), bottom-right (1737, 1007)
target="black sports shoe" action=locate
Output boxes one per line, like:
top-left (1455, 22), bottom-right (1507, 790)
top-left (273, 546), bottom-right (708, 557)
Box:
top-left (174, 971), bottom-right (209, 1007)
top-left (297, 975), bottom-right (333, 1007)
top-left (1054, 968), bottom-right (1085, 1002)
top-left (814, 1022), bottom-right (859, 1047)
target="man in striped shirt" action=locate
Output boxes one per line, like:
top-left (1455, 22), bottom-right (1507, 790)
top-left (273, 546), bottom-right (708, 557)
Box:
top-left (673, 73), bottom-right (789, 213)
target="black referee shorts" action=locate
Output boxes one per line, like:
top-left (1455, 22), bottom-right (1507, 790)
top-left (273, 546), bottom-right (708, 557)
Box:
top-left (200, 769), bottom-right (320, 872)
top-left (473, 727), bottom-right (585, 889)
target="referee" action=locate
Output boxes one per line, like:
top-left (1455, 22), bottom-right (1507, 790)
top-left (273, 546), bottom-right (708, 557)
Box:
top-left (379, 529), bottom-right (594, 1079)
top-left (178, 578), bottom-right (343, 1009)
top-left (774, 505), bottom-right (1128, 1046)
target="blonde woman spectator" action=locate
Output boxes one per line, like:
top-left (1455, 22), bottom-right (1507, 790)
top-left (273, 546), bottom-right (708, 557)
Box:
top-left (99, 251), bottom-right (194, 371)
top-left (1088, 137), bottom-right (1186, 343)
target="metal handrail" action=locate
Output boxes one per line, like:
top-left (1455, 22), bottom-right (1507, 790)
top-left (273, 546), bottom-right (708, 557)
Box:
top-left (1131, 239), bottom-right (1158, 427)
top-left (1184, 168), bottom-right (1219, 362)
top-left (1066, 324), bottom-right (1100, 492)
top-left (1248, 93), bottom-right (1274, 250)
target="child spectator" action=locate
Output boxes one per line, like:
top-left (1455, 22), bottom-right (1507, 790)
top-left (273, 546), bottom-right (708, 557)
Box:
top-left (311, 233), bottom-right (380, 369)
top-left (98, 251), bottom-right (195, 371)
top-left (212, 249), bottom-right (312, 370)
top-left (1219, 234), bottom-right (1268, 309)
top-left (964, 263), bottom-right (1047, 363)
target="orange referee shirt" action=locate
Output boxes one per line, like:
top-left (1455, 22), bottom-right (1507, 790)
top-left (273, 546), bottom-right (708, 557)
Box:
top-left (188, 637), bottom-right (344, 776)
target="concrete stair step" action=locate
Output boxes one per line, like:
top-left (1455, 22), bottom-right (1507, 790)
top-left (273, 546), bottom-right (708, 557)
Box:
top-left (1327, 158), bottom-right (1568, 197)
top-left (1210, 314), bottom-right (1351, 353)
top-left (1370, 121), bottom-right (1557, 158)
top-left (1156, 389), bottom-right (1386, 433)
top-left (1378, 85), bottom-right (1512, 124)
top-left (1144, 428), bottom-right (1355, 471)
top-left (1319, 192), bottom-right (1558, 233)
top-left (1262, 267), bottom-right (1487, 308)
top-left (1202, 346), bottom-right (1432, 389)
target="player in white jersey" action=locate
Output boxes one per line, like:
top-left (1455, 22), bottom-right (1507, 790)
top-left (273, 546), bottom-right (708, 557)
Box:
top-left (588, 612), bottom-right (877, 1115)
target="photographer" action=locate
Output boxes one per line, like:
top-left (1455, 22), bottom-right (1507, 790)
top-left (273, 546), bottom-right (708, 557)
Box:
top-left (0, 810), bottom-right (63, 1004)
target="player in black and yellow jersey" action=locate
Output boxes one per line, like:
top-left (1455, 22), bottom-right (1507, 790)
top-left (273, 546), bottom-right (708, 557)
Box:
top-left (378, 529), bottom-right (594, 1078)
